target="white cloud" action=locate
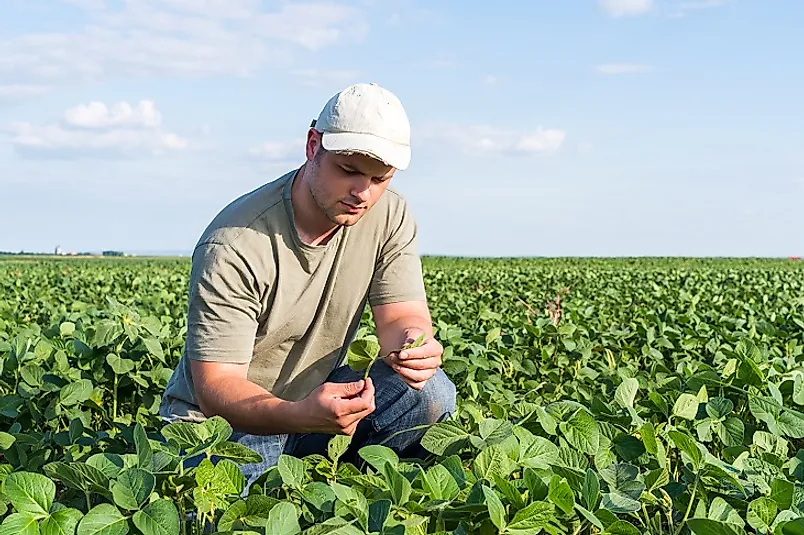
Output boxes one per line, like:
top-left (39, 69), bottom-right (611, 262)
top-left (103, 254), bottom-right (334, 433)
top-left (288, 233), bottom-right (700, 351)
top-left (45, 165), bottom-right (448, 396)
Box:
top-left (0, 84), bottom-right (51, 101)
top-left (595, 63), bottom-right (655, 74)
top-left (0, 2), bottom-right (368, 85)
top-left (426, 124), bottom-right (566, 156)
top-left (292, 69), bottom-right (361, 89)
top-left (248, 138), bottom-right (305, 162)
top-left (679, 0), bottom-right (731, 9)
top-left (483, 75), bottom-right (499, 85)
top-left (7, 100), bottom-right (190, 158)
top-left (59, 0), bottom-right (106, 9)
top-left (63, 100), bottom-right (162, 129)
top-left (599, 0), bottom-right (653, 17)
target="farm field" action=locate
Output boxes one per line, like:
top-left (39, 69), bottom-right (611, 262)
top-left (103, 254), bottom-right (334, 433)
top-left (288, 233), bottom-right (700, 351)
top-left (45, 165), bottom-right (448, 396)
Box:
top-left (1, 256), bottom-right (804, 535)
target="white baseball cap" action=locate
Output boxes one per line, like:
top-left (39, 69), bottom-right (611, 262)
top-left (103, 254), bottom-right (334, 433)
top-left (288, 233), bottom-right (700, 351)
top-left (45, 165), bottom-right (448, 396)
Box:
top-left (312, 82), bottom-right (411, 170)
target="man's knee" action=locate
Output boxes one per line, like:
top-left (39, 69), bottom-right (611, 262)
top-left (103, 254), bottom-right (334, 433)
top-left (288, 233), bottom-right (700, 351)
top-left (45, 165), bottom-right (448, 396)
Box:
top-left (419, 368), bottom-right (457, 424)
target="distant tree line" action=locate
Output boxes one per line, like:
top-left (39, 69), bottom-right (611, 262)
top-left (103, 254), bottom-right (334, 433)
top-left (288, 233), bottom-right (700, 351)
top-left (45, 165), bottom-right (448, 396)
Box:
top-left (0, 250), bottom-right (127, 256)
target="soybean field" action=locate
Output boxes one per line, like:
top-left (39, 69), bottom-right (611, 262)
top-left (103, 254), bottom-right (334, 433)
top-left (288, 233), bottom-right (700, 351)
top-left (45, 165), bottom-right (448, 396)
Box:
top-left (1, 256), bottom-right (804, 535)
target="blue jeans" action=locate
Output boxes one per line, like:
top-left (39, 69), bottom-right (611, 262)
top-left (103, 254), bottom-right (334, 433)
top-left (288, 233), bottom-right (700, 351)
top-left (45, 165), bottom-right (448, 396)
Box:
top-left (197, 360), bottom-right (457, 491)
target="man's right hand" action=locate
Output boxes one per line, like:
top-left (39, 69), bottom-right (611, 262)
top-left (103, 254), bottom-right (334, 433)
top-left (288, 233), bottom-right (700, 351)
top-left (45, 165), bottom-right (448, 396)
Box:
top-left (295, 378), bottom-right (376, 435)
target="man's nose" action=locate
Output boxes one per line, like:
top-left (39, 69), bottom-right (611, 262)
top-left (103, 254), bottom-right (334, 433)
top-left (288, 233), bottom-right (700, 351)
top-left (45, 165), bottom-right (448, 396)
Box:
top-left (350, 176), bottom-right (372, 202)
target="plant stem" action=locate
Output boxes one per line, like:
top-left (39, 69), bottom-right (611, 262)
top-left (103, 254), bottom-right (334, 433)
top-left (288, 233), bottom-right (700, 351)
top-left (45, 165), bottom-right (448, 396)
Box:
top-left (377, 423), bottom-right (436, 446)
top-left (363, 356), bottom-right (378, 382)
top-left (675, 473), bottom-right (699, 535)
top-left (178, 497), bottom-right (187, 535)
top-left (113, 375), bottom-right (118, 422)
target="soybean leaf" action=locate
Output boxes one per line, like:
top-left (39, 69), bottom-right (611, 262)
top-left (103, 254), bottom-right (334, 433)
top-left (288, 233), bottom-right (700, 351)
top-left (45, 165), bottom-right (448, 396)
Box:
top-left (132, 500), bottom-right (179, 535)
top-left (76, 504), bottom-right (129, 535)
top-left (2, 472), bottom-right (54, 518)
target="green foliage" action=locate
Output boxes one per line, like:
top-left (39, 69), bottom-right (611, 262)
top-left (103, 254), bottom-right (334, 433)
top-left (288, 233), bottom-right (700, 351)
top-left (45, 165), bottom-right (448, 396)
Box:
top-left (2, 256), bottom-right (804, 534)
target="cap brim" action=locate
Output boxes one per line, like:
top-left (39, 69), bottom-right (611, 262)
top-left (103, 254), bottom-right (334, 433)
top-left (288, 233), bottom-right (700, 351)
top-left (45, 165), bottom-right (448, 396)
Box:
top-left (322, 132), bottom-right (410, 170)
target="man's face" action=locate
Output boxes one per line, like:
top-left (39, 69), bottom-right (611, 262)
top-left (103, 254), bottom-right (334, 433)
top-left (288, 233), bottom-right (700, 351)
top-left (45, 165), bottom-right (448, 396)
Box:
top-left (305, 131), bottom-right (397, 227)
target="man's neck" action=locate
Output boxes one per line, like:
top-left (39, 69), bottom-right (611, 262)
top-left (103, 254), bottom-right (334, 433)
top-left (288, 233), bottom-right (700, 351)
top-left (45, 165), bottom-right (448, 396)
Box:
top-left (290, 165), bottom-right (340, 246)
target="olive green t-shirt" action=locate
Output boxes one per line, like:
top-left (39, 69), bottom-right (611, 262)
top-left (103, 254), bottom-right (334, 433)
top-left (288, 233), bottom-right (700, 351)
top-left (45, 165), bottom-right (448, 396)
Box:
top-left (159, 168), bottom-right (427, 423)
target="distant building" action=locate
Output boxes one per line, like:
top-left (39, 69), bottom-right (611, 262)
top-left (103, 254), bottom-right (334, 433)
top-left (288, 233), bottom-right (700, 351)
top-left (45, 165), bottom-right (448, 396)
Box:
top-left (55, 245), bottom-right (63, 255)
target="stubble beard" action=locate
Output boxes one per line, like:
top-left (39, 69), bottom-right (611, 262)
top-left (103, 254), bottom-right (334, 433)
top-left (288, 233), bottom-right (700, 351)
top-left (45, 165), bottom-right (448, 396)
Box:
top-left (308, 168), bottom-right (360, 228)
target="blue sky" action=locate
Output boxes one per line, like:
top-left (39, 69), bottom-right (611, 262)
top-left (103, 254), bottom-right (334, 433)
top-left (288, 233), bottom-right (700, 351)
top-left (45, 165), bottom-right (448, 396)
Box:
top-left (1, 0), bottom-right (802, 257)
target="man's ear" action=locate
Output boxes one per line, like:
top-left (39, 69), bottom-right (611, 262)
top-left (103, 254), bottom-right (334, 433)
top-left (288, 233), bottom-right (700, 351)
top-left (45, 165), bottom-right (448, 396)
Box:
top-left (306, 128), bottom-right (322, 161)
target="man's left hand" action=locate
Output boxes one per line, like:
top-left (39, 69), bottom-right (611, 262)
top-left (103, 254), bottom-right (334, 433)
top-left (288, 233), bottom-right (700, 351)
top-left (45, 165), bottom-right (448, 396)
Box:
top-left (384, 330), bottom-right (443, 390)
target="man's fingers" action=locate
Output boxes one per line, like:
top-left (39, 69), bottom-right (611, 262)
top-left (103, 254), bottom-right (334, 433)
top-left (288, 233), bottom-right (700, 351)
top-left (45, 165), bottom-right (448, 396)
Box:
top-left (399, 339), bottom-right (442, 361)
top-left (333, 377), bottom-right (375, 415)
top-left (393, 366), bottom-right (436, 385)
top-left (392, 355), bottom-right (441, 371)
top-left (336, 402), bottom-right (375, 433)
top-left (328, 379), bottom-right (365, 398)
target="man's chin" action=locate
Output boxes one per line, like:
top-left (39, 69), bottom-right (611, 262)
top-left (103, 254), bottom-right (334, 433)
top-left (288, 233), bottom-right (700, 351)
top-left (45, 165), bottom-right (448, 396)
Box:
top-left (329, 212), bottom-right (364, 227)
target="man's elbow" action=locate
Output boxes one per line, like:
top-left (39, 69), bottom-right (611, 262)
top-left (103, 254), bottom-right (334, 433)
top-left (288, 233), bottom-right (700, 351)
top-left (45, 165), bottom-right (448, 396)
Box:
top-left (190, 360), bottom-right (247, 418)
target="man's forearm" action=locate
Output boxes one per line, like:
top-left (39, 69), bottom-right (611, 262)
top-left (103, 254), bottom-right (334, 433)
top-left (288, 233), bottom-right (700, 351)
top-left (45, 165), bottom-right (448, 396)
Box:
top-left (376, 313), bottom-right (434, 355)
top-left (195, 376), bottom-right (307, 436)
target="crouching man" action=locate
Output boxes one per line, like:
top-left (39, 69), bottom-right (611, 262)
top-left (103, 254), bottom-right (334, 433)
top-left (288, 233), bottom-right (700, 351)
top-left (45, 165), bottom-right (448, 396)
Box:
top-left (159, 82), bottom-right (457, 489)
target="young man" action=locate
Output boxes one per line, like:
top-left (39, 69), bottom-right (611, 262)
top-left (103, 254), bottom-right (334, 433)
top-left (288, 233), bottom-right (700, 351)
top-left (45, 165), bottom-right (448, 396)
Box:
top-left (159, 83), bottom-right (457, 489)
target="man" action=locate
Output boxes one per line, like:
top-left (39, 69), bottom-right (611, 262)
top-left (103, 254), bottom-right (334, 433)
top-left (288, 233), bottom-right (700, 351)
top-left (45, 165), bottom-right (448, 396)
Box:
top-left (159, 82), bottom-right (457, 489)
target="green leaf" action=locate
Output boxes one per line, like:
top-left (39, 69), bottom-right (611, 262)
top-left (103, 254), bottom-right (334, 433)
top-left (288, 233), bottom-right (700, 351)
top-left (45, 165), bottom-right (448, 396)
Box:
top-left (59, 380), bottom-right (93, 407)
top-left (60, 322), bottom-right (75, 338)
top-left (669, 430), bottom-right (704, 469)
top-left (76, 504), bottom-right (129, 535)
top-left (2, 471), bottom-right (55, 518)
top-left (582, 469), bottom-right (600, 510)
top-left (422, 464), bottom-right (459, 501)
top-left (686, 518), bottom-right (746, 535)
top-left (614, 378), bottom-right (639, 409)
top-left (515, 427), bottom-right (559, 469)
top-left (266, 502), bottom-right (300, 535)
top-left (382, 463), bottom-right (412, 506)
top-left (606, 520), bottom-right (642, 535)
top-left (640, 422), bottom-right (658, 455)
top-left (505, 501), bottom-right (555, 534)
top-left (142, 338), bottom-right (164, 361)
top-left (133, 424), bottom-right (152, 469)
top-left (368, 500), bottom-right (391, 533)
top-left (747, 497), bottom-right (777, 533)
top-left (93, 320), bottom-right (123, 347)
top-left (111, 468), bottom-right (155, 511)
top-left (358, 445), bottom-right (398, 472)
top-left (559, 409), bottom-right (600, 456)
top-left (473, 418), bottom-right (514, 448)
top-left (132, 499), bottom-right (179, 535)
top-left (420, 420), bottom-right (471, 455)
top-left (778, 409), bottom-right (804, 439)
top-left (482, 485), bottom-right (507, 530)
top-left (105, 354), bottom-right (134, 376)
top-left (213, 460), bottom-right (246, 495)
top-left (599, 464), bottom-right (645, 514)
top-left (41, 508), bottom-right (83, 535)
top-left (708, 497), bottom-right (745, 527)
top-left (210, 441), bottom-right (263, 464)
top-left (548, 475), bottom-right (574, 515)
top-left (346, 338), bottom-right (380, 372)
top-left (719, 417), bottom-right (745, 447)
top-left (472, 444), bottom-right (513, 481)
top-left (707, 397), bottom-right (734, 419)
top-left (278, 455), bottom-right (305, 490)
top-left (0, 432), bottom-right (16, 450)
top-left (673, 393), bottom-right (700, 421)
top-left (0, 512), bottom-right (40, 535)
top-left (328, 435), bottom-right (351, 463)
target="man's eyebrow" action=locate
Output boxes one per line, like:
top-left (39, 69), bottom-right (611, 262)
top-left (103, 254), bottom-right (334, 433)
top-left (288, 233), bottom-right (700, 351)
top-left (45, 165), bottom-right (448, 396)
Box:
top-left (340, 161), bottom-right (391, 179)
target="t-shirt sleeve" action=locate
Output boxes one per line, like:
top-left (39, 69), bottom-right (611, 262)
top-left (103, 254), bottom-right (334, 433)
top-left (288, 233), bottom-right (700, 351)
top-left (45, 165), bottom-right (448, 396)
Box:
top-left (184, 242), bottom-right (262, 363)
top-left (368, 196), bottom-right (427, 306)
